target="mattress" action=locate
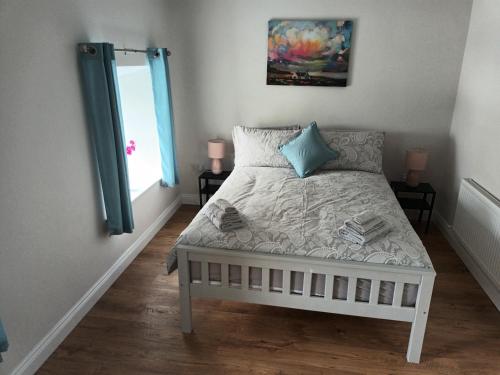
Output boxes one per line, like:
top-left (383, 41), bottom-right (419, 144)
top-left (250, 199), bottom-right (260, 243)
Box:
top-left (169, 167), bottom-right (433, 272)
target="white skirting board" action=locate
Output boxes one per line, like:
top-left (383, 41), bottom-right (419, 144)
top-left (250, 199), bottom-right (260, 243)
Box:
top-left (10, 195), bottom-right (182, 375)
top-left (433, 211), bottom-right (500, 310)
top-left (181, 193), bottom-right (199, 206)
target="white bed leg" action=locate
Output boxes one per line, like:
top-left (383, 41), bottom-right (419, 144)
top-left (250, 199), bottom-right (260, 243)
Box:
top-left (177, 248), bottom-right (192, 333)
top-left (407, 273), bottom-right (435, 363)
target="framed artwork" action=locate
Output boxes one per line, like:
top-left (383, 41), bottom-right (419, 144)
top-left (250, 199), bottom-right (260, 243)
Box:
top-left (267, 19), bottom-right (353, 87)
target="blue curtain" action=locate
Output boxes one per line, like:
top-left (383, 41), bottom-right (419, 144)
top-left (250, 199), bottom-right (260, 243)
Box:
top-left (147, 48), bottom-right (179, 187)
top-left (0, 319), bottom-right (8, 362)
top-left (78, 43), bottom-right (134, 235)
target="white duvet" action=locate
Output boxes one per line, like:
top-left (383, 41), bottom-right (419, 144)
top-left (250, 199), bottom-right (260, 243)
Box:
top-left (168, 167), bottom-right (433, 273)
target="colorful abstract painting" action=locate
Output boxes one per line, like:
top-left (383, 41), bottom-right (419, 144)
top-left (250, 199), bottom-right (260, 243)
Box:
top-left (267, 19), bottom-right (353, 87)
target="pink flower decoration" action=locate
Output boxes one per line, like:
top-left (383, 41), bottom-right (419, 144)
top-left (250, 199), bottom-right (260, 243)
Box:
top-left (126, 140), bottom-right (137, 156)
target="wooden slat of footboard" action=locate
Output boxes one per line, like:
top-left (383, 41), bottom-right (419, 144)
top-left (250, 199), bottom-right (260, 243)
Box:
top-left (241, 265), bottom-right (249, 290)
top-left (325, 274), bottom-right (334, 300)
top-left (303, 272), bottom-right (312, 297)
top-left (262, 268), bottom-right (270, 293)
top-left (283, 270), bottom-right (291, 295)
top-left (221, 263), bottom-right (229, 288)
top-left (393, 282), bottom-right (404, 307)
top-left (347, 277), bottom-right (357, 302)
top-left (201, 262), bottom-right (209, 286)
top-left (369, 280), bottom-right (381, 305)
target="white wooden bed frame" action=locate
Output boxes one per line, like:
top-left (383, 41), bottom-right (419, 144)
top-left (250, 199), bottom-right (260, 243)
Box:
top-left (176, 244), bottom-right (436, 364)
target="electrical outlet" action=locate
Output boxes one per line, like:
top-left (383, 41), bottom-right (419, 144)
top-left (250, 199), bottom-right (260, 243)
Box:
top-left (191, 163), bottom-right (204, 173)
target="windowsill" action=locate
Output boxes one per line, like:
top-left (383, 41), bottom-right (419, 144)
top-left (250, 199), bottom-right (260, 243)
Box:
top-left (130, 178), bottom-right (162, 202)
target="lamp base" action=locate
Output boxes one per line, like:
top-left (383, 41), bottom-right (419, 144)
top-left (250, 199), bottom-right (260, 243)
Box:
top-left (211, 158), bottom-right (223, 175)
top-left (406, 170), bottom-right (421, 187)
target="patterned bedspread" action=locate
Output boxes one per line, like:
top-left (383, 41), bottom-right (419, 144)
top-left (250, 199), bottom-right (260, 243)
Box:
top-left (168, 167), bottom-right (433, 273)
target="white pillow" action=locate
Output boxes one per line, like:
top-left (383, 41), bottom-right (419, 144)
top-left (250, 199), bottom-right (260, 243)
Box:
top-left (320, 130), bottom-right (385, 173)
top-left (232, 126), bottom-right (300, 168)
top-left (245, 125), bottom-right (300, 130)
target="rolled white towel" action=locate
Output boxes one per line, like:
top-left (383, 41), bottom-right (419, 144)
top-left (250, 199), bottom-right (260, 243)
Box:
top-left (213, 199), bottom-right (238, 214)
top-left (338, 220), bottom-right (391, 245)
top-left (353, 210), bottom-right (378, 225)
top-left (345, 218), bottom-right (384, 235)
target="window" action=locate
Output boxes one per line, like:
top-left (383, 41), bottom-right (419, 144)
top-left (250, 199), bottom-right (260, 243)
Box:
top-left (116, 65), bottom-right (161, 200)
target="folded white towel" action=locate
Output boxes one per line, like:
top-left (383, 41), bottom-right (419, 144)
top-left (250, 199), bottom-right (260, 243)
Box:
top-left (213, 199), bottom-right (237, 214)
top-left (345, 218), bottom-right (384, 235)
top-left (338, 220), bottom-right (391, 245)
top-left (205, 203), bottom-right (239, 222)
top-left (211, 216), bottom-right (244, 232)
top-left (204, 202), bottom-right (243, 232)
top-left (353, 210), bottom-right (378, 225)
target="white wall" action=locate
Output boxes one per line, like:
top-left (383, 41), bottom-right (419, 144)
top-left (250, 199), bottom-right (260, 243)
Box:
top-left (173, 0), bottom-right (472, 200)
top-left (440, 0), bottom-right (500, 222)
top-left (0, 1), bottom-right (185, 373)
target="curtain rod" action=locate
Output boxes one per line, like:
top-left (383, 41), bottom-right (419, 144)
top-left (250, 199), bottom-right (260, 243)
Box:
top-left (115, 48), bottom-right (172, 56)
top-left (79, 44), bottom-right (172, 57)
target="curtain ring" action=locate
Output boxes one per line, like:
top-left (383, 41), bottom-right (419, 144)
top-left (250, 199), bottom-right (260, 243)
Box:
top-left (154, 49), bottom-right (161, 58)
top-left (80, 44), bottom-right (97, 56)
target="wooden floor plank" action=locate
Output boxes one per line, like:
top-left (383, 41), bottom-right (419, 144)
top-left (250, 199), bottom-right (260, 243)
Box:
top-left (38, 205), bottom-right (500, 374)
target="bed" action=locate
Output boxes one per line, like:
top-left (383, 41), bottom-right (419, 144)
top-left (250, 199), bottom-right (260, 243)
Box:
top-left (168, 127), bottom-right (435, 363)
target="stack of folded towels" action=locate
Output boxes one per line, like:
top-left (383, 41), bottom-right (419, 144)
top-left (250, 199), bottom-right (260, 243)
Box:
top-left (338, 210), bottom-right (390, 245)
top-left (203, 199), bottom-right (243, 232)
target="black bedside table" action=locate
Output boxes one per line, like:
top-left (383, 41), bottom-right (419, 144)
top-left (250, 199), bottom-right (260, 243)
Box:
top-left (198, 170), bottom-right (231, 208)
top-left (390, 181), bottom-right (436, 233)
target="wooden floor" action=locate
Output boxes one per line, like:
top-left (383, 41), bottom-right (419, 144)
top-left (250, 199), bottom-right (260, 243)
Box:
top-left (39, 205), bottom-right (500, 375)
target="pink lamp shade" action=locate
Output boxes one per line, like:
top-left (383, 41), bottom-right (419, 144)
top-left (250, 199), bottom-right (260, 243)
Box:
top-left (208, 139), bottom-right (225, 159)
top-left (405, 148), bottom-right (428, 171)
top-left (208, 139), bottom-right (225, 174)
top-left (405, 148), bottom-right (429, 187)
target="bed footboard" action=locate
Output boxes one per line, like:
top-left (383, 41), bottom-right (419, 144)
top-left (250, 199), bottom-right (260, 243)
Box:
top-left (176, 245), bottom-right (435, 364)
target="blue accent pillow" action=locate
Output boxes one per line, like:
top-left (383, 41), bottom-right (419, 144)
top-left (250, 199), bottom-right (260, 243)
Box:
top-left (279, 122), bottom-right (338, 178)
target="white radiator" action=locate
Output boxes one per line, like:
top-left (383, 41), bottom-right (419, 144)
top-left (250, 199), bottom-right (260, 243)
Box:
top-left (453, 178), bottom-right (500, 309)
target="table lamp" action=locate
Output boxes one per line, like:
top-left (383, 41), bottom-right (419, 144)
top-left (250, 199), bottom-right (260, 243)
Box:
top-left (405, 148), bottom-right (428, 187)
top-left (208, 139), bottom-right (225, 175)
